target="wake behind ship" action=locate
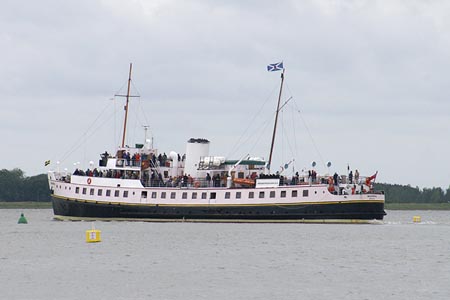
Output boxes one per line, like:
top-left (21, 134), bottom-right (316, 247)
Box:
top-left (48, 63), bottom-right (386, 222)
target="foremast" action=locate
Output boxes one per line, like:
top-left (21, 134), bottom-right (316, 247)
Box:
top-left (121, 63), bottom-right (133, 147)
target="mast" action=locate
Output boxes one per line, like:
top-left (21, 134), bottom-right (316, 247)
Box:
top-left (121, 63), bottom-right (133, 148)
top-left (267, 68), bottom-right (285, 172)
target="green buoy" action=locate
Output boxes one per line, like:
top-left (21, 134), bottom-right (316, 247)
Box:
top-left (18, 213), bottom-right (28, 224)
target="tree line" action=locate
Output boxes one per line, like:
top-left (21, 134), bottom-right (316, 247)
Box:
top-left (0, 168), bottom-right (449, 203)
top-left (374, 183), bottom-right (450, 203)
top-left (0, 169), bottom-right (51, 202)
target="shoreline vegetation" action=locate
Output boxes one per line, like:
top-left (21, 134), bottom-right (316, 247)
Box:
top-left (1, 202), bottom-right (450, 210)
top-left (0, 202), bottom-right (53, 209)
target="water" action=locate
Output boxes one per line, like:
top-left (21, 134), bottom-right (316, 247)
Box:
top-left (1, 209), bottom-right (449, 300)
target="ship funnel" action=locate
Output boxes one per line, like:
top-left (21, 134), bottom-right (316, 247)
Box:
top-left (184, 138), bottom-right (210, 178)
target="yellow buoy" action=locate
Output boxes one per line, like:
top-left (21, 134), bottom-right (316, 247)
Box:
top-left (413, 216), bottom-right (421, 223)
top-left (86, 229), bottom-right (101, 243)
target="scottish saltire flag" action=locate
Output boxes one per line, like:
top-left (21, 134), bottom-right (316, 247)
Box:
top-left (267, 62), bottom-right (284, 72)
top-left (45, 160), bottom-right (50, 166)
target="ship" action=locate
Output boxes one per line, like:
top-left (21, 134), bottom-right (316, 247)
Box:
top-left (48, 63), bottom-right (386, 223)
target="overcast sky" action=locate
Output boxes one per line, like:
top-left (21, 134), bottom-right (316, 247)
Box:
top-left (1, 0), bottom-right (449, 189)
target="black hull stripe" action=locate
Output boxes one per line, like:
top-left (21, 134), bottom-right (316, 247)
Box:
top-left (52, 196), bottom-right (386, 221)
top-left (51, 194), bottom-right (384, 207)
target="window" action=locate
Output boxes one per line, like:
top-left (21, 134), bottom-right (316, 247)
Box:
top-left (161, 192), bottom-right (166, 199)
top-left (259, 191), bottom-right (265, 198)
top-left (171, 192), bottom-right (176, 199)
top-left (82, 188), bottom-right (87, 195)
top-left (236, 192), bottom-right (241, 199)
top-left (238, 172), bottom-right (244, 179)
top-left (182, 192), bottom-right (188, 199)
top-left (164, 171), bottom-right (169, 178)
top-left (90, 188), bottom-right (95, 196)
top-left (106, 190), bottom-right (111, 197)
top-left (192, 192), bottom-right (197, 199)
top-left (292, 190), bottom-right (298, 197)
top-left (97, 189), bottom-right (103, 196)
top-left (270, 191), bottom-right (275, 198)
top-left (114, 190), bottom-right (120, 197)
top-left (210, 192), bottom-right (216, 199)
top-left (249, 192), bottom-right (254, 199)
top-left (303, 190), bottom-right (309, 197)
top-left (281, 191), bottom-right (286, 198)
top-left (225, 192), bottom-right (230, 199)
top-left (151, 192), bottom-right (157, 199)
top-left (123, 191), bottom-right (128, 198)
top-left (75, 187), bottom-right (80, 194)
top-left (201, 192), bottom-right (207, 199)
top-left (141, 191), bottom-right (147, 198)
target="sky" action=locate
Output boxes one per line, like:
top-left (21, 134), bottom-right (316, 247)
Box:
top-left (1, 0), bottom-right (450, 189)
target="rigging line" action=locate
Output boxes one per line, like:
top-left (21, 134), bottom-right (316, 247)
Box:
top-left (245, 117), bottom-right (273, 157)
top-left (290, 100), bottom-right (299, 168)
top-left (59, 108), bottom-right (117, 165)
top-left (284, 82), bottom-right (301, 171)
top-left (292, 101), bottom-right (327, 169)
top-left (114, 81), bottom-right (128, 97)
top-left (130, 79), bottom-right (141, 97)
top-left (279, 108), bottom-right (296, 173)
top-left (280, 108), bottom-right (296, 167)
top-left (58, 101), bottom-right (111, 163)
top-left (278, 96), bottom-right (293, 112)
top-left (130, 97), bottom-right (152, 145)
top-left (138, 101), bottom-right (151, 137)
top-left (226, 85), bottom-right (278, 158)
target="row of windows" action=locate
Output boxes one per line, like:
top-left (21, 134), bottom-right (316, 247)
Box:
top-left (74, 187), bottom-right (313, 199)
top-left (75, 187), bottom-right (130, 198)
top-left (142, 189), bottom-right (311, 200)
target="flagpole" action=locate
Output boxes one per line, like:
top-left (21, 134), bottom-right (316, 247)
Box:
top-left (267, 67), bottom-right (285, 173)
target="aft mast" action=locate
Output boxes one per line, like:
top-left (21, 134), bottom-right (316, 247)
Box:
top-left (267, 63), bottom-right (285, 172)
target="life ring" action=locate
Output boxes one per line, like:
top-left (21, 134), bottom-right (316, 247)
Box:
top-left (87, 178), bottom-right (92, 185)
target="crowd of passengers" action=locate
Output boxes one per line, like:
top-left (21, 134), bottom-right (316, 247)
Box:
top-left (111, 150), bottom-right (186, 168)
top-left (71, 167), bottom-right (347, 188)
top-left (141, 171), bottom-right (310, 188)
top-left (73, 168), bottom-right (140, 180)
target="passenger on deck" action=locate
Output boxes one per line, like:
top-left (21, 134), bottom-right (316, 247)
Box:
top-left (348, 170), bottom-right (353, 184)
top-left (354, 169), bottom-right (359, 183)
top-left (126, 152), bottom-right (131, 166)
top-left (206, 173), bottom-right (211, 187)
top-left (333, 172), bottom-right (339, 194)
top-left (312, 170), bottom-right (317, 183)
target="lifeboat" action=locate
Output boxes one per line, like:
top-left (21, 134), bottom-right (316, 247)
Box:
top-left (233, 178), bottom-right (255, 186)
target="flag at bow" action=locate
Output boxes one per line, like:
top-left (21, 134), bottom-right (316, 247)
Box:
top-left (44, 160), bottom-right (51, 166)
top-left (267, 62), bottom-right (284, 72)
top-left (365, 171), bottom-right (378, 185)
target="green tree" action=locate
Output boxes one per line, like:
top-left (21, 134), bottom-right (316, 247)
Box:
top-left (0, 169), bottom-right (51, 202)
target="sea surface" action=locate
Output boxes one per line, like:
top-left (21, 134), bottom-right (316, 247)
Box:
top-left (0, 209), bottom-right (449, 300)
